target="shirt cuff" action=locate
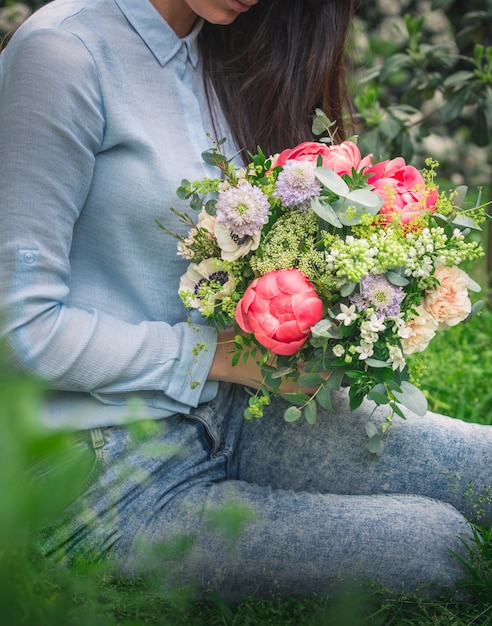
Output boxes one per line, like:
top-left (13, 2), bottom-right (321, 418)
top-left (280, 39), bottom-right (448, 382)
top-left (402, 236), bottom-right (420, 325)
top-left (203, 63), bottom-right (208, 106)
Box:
top-left (164, 322), bottom-right (219, 408)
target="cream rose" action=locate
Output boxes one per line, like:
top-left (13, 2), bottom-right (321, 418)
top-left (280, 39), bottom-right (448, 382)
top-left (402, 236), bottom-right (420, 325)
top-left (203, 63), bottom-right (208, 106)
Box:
top-left (401, 306), bottom-right (439, 356)
top-left (197, 210), bottom-right (217, 234)
top-left (423, 266), bottom-right (472, 330)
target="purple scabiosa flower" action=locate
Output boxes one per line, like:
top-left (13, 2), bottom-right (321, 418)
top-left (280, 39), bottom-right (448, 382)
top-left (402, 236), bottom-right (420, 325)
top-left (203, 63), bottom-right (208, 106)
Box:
top-left (359, 273), bottom-right (405, 317)
top-left (273, 160), bottom-right (322, 210)
top-left (348, 293), bottom-right (366, 312)
top-left (216, 181), bottom-right (270, 238)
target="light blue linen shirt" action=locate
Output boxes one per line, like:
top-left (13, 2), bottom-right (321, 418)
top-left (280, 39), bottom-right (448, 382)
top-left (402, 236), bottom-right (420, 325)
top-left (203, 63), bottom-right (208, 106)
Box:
top-left (0, 0), bottom-right (232, 428)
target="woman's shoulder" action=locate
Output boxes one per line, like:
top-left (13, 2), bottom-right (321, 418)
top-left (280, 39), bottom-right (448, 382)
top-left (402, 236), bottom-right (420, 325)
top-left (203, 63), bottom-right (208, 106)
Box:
top-left (4, 0), bottom-right (125, 56)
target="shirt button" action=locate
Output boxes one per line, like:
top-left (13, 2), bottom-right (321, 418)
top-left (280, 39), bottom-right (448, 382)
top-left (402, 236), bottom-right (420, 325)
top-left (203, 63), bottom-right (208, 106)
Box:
top-left (23, 252), bottom-right (34, 264)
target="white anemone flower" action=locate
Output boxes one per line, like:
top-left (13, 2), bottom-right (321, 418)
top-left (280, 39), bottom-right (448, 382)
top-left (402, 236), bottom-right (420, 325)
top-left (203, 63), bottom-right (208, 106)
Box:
top-left (214, 222), bottom-right (261, 261)
top-left (179, 257), bottom-right (235, 312)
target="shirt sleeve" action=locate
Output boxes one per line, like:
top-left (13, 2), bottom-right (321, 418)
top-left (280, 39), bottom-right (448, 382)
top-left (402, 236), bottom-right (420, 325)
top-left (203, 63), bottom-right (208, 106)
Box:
top-left (0, 28), bottom-right (218, 409)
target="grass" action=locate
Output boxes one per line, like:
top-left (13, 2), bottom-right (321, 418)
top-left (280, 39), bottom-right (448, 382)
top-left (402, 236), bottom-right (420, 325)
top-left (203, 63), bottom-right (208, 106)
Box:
top-left (1, 296), bottom-right (492, 625)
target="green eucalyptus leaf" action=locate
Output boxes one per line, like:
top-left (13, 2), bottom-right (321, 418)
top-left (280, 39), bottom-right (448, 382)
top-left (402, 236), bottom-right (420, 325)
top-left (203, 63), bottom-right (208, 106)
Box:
top-left (280, 392), bottom-right (311, 406)
top-left (340, 281), bottom-right (357, 297)
top-left (368, 390), bottom-right (390, 405)
top-left (311, 319), bottom-right (337, 338)
top-left (176, 181), bottom-right (191, 199)
top-left (384, 379), bottom-right (403, 393)
top-left (204, 199), bottom-right (217, 215)
top-left (312, 110), bottom-right (336, 137)
top-left (201, 150), bottom-right (228, 168)
top-left (386, 270), bottom-right (409, 287)
top-left (310, 335), bottom-right (330, 349)
top-left (270, 366), bottom-right (297, 379)
top-left (471, 300), bottom-right (484, 314)
top-left (311, 198), bottom-right (343, 228)
top-left (314, 167), bottom-right (350, 196)
top-left (298, 373), bottom-right (327, 387)
top-left (431, 212), bottom-right (450, 228)
top-left (190, 193), bottom-right (203, 212)
top-left (365, 421), bottom-right (379, 438)
top-left (322, 368), bottom-right (346, 393)
top-left (304, 401), bottom-right (317, 425)
top-left (392, 381), bottom-right (428, 416)
top-left (365, 358), bottom-right (390, 368)
top-left (345, 188), bottom-right (383, 211)
top-left (389, 401), bottom-right (407, 420)
top-left (467, 278), bottom-right (482, 293)
top-left (332, 194), bottom-right (381, 226)
top-left (316, 383), bottom-right (333, 411)
top-left (366, 434), bottom-right (384, 456)
top-left (370, 383), bottom-right (387, 395)
top-left (451, 215), bottom-right (482, 230)
top-left (284, 406), bottom-right (302, 422)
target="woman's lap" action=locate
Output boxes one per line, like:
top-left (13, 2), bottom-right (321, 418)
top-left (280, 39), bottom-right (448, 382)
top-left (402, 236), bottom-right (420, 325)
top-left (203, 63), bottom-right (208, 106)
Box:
top-left (234, 387), bottom-right (492, 524)
top-left (41, 383), bottom-right (492, 599)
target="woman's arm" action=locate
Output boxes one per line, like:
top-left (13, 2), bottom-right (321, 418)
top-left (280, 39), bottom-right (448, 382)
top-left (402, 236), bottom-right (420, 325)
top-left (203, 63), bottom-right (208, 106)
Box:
top-left (0, 27), bottom-right (217, 409)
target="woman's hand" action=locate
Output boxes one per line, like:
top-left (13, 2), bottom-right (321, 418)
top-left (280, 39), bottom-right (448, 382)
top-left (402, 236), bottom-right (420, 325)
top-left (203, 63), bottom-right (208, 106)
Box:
top-left (207, 329), bottom-right (266, 390)
top-left (207, 329), bottom-right (330, 394)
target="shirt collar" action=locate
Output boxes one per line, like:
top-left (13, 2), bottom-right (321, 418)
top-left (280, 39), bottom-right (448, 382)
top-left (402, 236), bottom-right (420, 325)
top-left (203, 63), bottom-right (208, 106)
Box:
top-left (114, 0), bottom-right (202, 68)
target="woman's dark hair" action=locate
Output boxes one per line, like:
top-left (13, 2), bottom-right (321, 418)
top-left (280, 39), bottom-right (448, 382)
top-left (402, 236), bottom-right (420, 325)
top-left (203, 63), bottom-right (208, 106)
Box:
top-left (199, 0), bottom-right (354, 161)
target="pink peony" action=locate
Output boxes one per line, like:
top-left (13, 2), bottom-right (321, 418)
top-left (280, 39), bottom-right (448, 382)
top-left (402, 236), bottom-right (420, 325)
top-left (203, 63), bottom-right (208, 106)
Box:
top-left (423, 265), bottom-right (472, 330)
top-left (363, 157), bottom-right (438, 225)
top-left (271, 142), bottom-right (332, 169)
top-left (400, 306), bottom-right (439, 356)
top-left (235, 269), bottom-right (323, 356)
top-left (271, 140), bottom-right (373, 177)
top-left (321, 141), bottom-right (373, 176)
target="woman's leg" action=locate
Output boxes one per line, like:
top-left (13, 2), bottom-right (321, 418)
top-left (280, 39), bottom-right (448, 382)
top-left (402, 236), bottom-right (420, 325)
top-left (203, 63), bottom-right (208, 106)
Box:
top-left (41, 385), bottom-right (480, 601)
top-left (233, 388), bottom-right (492, 525)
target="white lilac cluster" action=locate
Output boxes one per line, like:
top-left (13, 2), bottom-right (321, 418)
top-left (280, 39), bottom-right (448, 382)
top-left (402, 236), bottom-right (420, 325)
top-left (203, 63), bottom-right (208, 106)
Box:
top-left (324, 236), bottom-right (377, 282)
top-left (404, 226), bottom-right (482, 287)
top-left (369, 231), bottom-right (408, 273)
top-left (273, 160), bottom-right (321, 210)
top-left (323, 230), bottom-right (411, 283)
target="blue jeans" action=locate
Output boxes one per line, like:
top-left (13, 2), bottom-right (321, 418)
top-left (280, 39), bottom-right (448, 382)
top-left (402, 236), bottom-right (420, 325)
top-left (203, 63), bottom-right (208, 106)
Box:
top-left (42, 384), bottom-right (492, 600)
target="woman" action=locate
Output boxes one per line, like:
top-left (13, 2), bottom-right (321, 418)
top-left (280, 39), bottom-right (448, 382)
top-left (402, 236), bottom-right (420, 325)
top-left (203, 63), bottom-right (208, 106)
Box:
top-left (0, 0), bottom-right (491, 601)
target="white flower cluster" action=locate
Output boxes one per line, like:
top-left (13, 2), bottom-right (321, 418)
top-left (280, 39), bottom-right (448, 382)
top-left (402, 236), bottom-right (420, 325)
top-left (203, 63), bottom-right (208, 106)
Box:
top-left (325, 236), bottom-right (377, 282)
top-left (404, 226), bottom-right (482, 288)
top-left (333, 304), bottom-right (409, 371)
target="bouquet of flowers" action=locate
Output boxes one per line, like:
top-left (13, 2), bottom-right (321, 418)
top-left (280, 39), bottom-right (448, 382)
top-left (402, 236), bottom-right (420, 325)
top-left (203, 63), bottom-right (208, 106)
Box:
top-left (160, 122), bottom-right (487, 454)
